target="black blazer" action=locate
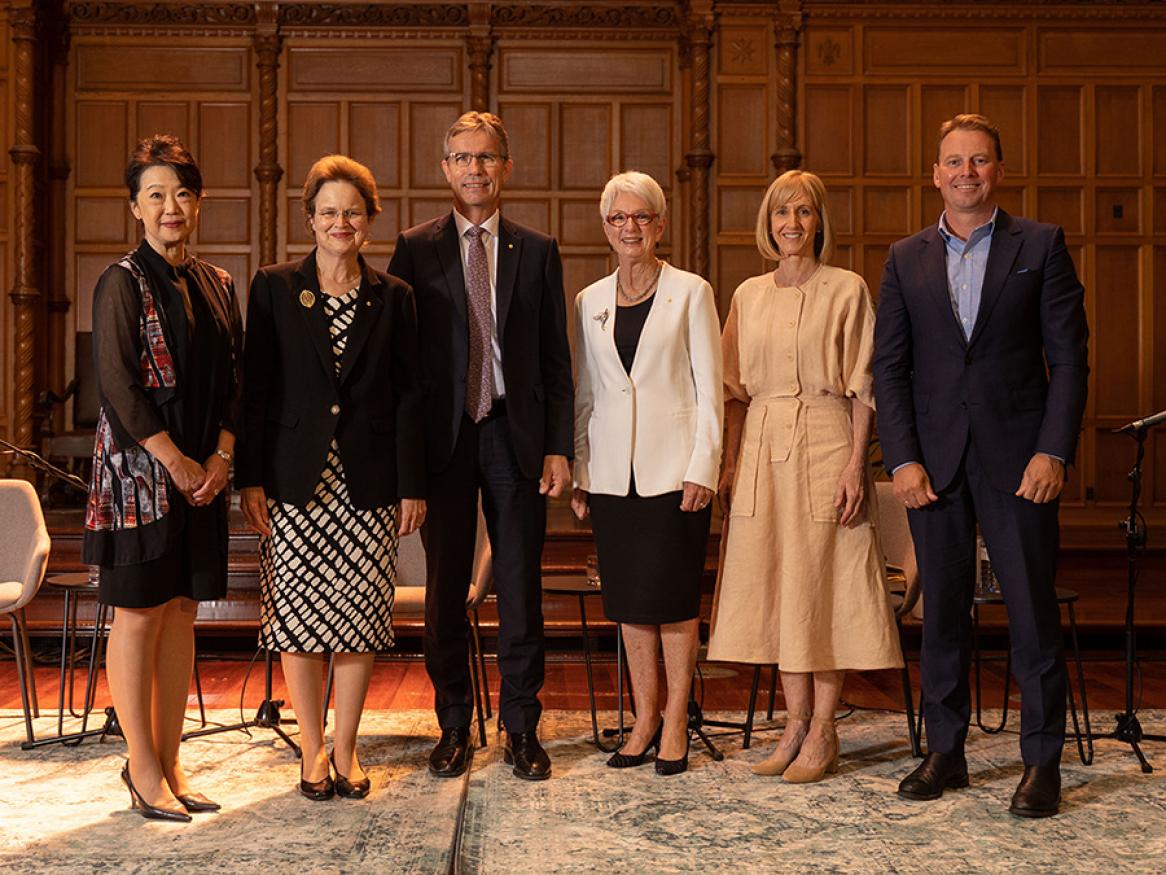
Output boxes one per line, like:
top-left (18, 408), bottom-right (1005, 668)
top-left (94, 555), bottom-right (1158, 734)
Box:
top-left (388, 212), bottom-right (574, 479)
top-left (236, 250), bottom-right (426, 508)
top-left (872, 209), bottom-right (1089, 493)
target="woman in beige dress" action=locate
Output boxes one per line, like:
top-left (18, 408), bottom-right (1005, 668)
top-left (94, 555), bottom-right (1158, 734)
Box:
top-left (707, 169), bottom-right (902, 783)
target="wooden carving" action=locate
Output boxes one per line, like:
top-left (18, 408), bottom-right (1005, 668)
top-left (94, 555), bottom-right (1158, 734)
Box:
top-left (278, 4), bottom-right (469, 27)
top-left (491, 5), bottom-right (679, 28)
top-left (772, 3), bottom-right (803, 173)
top-left (684, 7), bottom-right (714, 279)
top-left (67, 2), bottom-right (256, 25)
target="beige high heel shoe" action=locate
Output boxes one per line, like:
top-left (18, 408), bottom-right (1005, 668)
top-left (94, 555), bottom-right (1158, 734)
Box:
top-left (751, 713), bottom-right (811, 776)
top-left (782, 717), bottom-right (840, 784)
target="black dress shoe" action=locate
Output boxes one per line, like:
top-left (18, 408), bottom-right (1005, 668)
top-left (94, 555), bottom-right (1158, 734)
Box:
top-left (120, 765), bottom-right (191, 823)
top-left (175, 792), bottom-right (221, 813)
top-left (299, 759), bottom-right (335, 802)
top-left (504, 730), bottom-right (551, 781)
top-left (331, 753), bottom-right (371, 799)
top-left (429, 726), bottom-right (473, 778)
top-left (607, 720), bottom-right (662, 769)
top-left (897, 751), bottom-right (969, 801)
top-left (1009, 765), bottom-right (1061, 818)
top-left (654, 733), bottom-right (690, 777)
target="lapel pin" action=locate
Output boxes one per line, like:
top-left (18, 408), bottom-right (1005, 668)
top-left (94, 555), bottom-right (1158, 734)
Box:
top-left (299, 289), bottom-right (316, 308)
top-left (507, 243), bottom-right (514, 250)
top-left (594, 308), bottom-right (610, 330)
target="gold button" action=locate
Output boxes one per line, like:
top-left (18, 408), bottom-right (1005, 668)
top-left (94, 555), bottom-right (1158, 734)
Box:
top-left (788, 321), bottom-right (795, 327)
top-left (330, 404), bottom-right (340, 415)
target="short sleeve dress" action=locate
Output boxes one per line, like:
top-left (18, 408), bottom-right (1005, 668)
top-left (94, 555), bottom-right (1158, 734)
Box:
top-left (707, 264), bottom-right (903, 672)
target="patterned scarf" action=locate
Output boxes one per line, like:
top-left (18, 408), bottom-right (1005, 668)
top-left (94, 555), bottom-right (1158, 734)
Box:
top-left (85, 250), bottom-right (179, 532)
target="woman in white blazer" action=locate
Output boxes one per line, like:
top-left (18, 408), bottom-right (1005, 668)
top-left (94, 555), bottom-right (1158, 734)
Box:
top-left (571, 171), bottom-right (723, 775)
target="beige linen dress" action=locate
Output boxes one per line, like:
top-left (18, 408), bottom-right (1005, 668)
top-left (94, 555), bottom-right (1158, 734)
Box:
top-left (707, 264), bottom-right (903, 672)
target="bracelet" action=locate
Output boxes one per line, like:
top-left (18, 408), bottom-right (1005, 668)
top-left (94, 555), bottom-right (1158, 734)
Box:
top-left (214, 449), bottom-right (233, 465)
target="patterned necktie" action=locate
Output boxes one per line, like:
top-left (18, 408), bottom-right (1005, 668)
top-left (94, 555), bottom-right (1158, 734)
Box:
top-left (464, 225), bottom-right (494, 422)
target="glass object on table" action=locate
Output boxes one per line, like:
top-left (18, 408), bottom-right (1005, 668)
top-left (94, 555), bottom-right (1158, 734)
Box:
top-left (974, 530), bottom-right (998, 598)
top-left (585, 553), bottom-right (601, 587)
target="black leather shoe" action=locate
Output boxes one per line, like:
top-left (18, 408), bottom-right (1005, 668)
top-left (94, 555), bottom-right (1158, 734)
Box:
top-left (175, 792), bottom-right (221, 813)
top-left (429, 726), bottom-right (473, 778)
top-left (299, 759), bottom-right (334, 802)
top-left (607, 720), bottom-right (662, 769)
top-left (1009, 765), bottom-right (1061, 818)
top-left (897, 751), bottom-right (969, 801)
top-left (504, 730), bottom-right (552, 781)
top-left (331, 753), bottom-right (371, 799)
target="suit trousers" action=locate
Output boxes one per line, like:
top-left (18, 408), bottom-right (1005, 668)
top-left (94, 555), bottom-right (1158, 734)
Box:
top-left (908, 440), bottom-right (1066, 767)
top-left (422, 408), bottom-right (546, 733)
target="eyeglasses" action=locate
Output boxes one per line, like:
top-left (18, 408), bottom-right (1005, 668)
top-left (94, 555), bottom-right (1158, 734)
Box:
top-left (315, 208), bottom-right (367, 223)
top-left (605, 211), bottom-right (659, 227)
top-left (446, 151), bottom-right (506, 168)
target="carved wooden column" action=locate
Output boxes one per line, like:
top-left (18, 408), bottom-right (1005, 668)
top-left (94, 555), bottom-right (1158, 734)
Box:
top-left (466, 4), bottom-right (493, 112)
top-left (772, 1), bottom-right (804, 174)
top-left (254, 12), bottom-right (282, 267)
top-left (684, 3), bottom-right (715, 280)
top-left (45, 21), bottom-right (71, 430)
top-left (8, 1), bottom-right (41, 460)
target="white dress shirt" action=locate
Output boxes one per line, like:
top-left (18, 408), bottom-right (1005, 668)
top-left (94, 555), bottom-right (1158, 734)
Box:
top-left (452, 209), bottom-right (506, 399)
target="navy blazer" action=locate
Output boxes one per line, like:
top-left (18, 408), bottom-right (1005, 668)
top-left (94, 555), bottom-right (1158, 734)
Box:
top-left (236, 250), bottom-right (426, 507)
top-left (387, 212), bottom-right (574, 479)
top-left (872, 209), bottom-right (1089, 493)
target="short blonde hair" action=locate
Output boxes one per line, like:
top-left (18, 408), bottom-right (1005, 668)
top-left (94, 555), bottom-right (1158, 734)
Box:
top-left (755, 169), bottom-right (833, 263)
top-left (443, 111), bottom-right (511, 160)
top-left (599, 171), bottom-right (667, 221)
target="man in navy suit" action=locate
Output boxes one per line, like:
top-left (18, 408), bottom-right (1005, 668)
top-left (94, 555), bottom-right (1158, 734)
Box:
top-left (873, 114), bottom-right (1088, 817)
top-left (388, 112), bottom-right (573, 781)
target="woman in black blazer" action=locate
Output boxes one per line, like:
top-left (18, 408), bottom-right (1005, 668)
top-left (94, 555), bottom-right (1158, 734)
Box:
top-left (237, 155), bottom-right (426, 801)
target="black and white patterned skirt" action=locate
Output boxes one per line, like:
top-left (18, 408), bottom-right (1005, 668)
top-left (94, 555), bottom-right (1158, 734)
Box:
top-left (258, 441), bottom-right (399, 653)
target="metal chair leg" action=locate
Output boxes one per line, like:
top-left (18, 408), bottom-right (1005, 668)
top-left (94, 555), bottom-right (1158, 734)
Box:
top-left (10, 613), bottom-right (36, 745)
top-left (322, 652), bottom-right (335, 731)
top-left (973, 603), bottom-right (1011, 733)
top-left (468, 617), bottom-right (488, 748)
top-left (743, 665), bottom-right (762, 750)
top-left (471, 607), bottom-right (492, 720)
top-left (1066, 602), bottom-right (1093, 766)
top-left (766, 665), bottom-right (778, 721)
top-left (192, 656), bottom-right (208, 728)
top-left (17, 607), bottom-right (38, 717)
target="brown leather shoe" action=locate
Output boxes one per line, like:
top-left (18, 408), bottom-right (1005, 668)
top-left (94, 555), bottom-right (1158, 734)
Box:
top-left (897, 751), bottom-right (969, 801)
top-left (1009, 765), bottom-right (1061, 818)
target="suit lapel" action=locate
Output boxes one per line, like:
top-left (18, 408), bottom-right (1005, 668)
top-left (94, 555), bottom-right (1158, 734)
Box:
top-left (434, 213), bottom-right (468, 328)
top-left (968, 209), bottom-right (1022, 349)
top-left (628, 264), bottom-right (670, 383)
top-left (496, 218), bottom-right (521, 339)
top-left (917, 224), bottom-right (968, 348)
top-left (338, 255), bottom-right (384, 385)
top-left (293, 252), bottom-right (337, 384)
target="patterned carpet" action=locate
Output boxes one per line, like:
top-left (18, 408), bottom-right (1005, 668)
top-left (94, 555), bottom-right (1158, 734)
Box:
top-left (1, 708), bottom-right (1164, 874)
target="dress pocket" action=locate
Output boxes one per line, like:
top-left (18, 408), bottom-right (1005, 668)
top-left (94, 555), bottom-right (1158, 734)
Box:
top-left (730, 405), bottom-right (767, 518)
top-left (805, 404), bottom-right (853, 523)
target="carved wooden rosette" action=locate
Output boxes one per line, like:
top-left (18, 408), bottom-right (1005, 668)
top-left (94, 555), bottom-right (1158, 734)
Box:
top-left (254, 24), bottom-right (283, 267)
top-left (684, 11), bottom-right (714, 279)
top-left (772, 6), bottom-right (803, 174)
top-left (8, 2), bottom-right (41, 456)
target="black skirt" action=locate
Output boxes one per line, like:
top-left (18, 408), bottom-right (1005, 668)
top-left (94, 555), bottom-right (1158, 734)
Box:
top-left (98, 499), bottom-right (228, 609)
top-left (589, 478), bottom-right (711, 625)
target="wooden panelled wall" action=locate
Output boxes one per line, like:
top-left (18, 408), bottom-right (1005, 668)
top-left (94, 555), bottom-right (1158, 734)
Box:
top-left (5, 0), bottom-right (1166, 544)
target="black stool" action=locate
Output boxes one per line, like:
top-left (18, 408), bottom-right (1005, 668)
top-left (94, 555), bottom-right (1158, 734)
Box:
top-left (972, 586), bottom-right (1093, 765)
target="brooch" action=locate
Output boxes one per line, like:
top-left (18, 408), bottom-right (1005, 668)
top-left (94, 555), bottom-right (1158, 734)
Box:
top-left (593, 308), bottom-right (610, 331)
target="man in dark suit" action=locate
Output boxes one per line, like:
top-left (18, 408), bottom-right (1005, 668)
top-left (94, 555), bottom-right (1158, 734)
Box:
top-left (388, 112), bottom-right (573, 780)
top-left (873, 114), bottom-right (1088, 817)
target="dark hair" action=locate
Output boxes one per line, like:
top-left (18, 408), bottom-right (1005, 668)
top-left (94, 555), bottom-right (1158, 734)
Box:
top-left (302, 154), bottom-right (382, 220)
top-left (936, 113), bottom-right (1003, 162)
top-left (125, 134), bottom-right (204, 199)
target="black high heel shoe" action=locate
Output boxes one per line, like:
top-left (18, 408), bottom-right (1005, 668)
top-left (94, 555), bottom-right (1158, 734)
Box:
top-left (175, 792), bottom-right (221, 813)
top-left (299, 757), bottom-right (335, 801)
top-left (654, 732), bottom-right (690, 776)
top-left (606, 720), bottom-right (663, 769)
top-left (330, 753), bottom-right (371, 799)
top-left (120, 765), bottom-right (191, 823)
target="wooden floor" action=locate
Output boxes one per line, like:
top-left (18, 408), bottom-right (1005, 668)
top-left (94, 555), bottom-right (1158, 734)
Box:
top-left (4, 652), bottom-right (1164, 716)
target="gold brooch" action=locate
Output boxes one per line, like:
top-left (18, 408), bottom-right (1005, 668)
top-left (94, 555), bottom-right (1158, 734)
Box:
top-left (594, 308), bottom-right (610, 331)
top-left (299, 289), bottom-right (316, 308)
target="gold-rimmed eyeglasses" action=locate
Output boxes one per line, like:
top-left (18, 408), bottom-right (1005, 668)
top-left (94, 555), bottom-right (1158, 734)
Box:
top-left (605, 210), bottom-right (659, 227)
top-left (315, 208), bottom-right (367, 224)
top-left (446, 151), bottom-right (506, 168)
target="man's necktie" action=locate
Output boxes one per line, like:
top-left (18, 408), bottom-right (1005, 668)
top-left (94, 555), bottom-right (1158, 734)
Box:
top-left (464, 225), bottom-right (494, 422)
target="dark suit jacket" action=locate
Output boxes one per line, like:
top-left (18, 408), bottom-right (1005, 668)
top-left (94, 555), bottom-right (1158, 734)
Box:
top-left (387, 211), bottom-right (574, 479)
top-left (236, 250), bottom-right (426, 508)
top-left (872, 209), bottom-right (1089, 493)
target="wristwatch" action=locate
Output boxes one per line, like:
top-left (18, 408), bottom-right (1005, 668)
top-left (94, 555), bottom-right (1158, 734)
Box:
top-left (215, 449), bottom-right (233, 465)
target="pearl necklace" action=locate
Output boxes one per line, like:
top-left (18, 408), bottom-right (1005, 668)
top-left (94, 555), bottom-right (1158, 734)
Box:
top-left (617, 260), bottom-right (663, 304)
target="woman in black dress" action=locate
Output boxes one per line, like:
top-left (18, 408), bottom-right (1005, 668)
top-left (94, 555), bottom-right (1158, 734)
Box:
top-left (571, 171), bottom-right (723, 774)
top-left (237, 155), bottom-right (426, 800)
top-left (84, 135), bottom-right (242, 822)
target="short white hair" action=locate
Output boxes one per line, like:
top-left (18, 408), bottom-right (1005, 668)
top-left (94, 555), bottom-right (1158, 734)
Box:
top-left (599, 171), bottom-right (667, 220)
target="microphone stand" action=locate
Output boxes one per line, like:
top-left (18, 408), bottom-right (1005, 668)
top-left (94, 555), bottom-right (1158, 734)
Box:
top-left (0, 438), bottom-right (88, 494)
top-left (1107, 423), bottom-right (1166, 772)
